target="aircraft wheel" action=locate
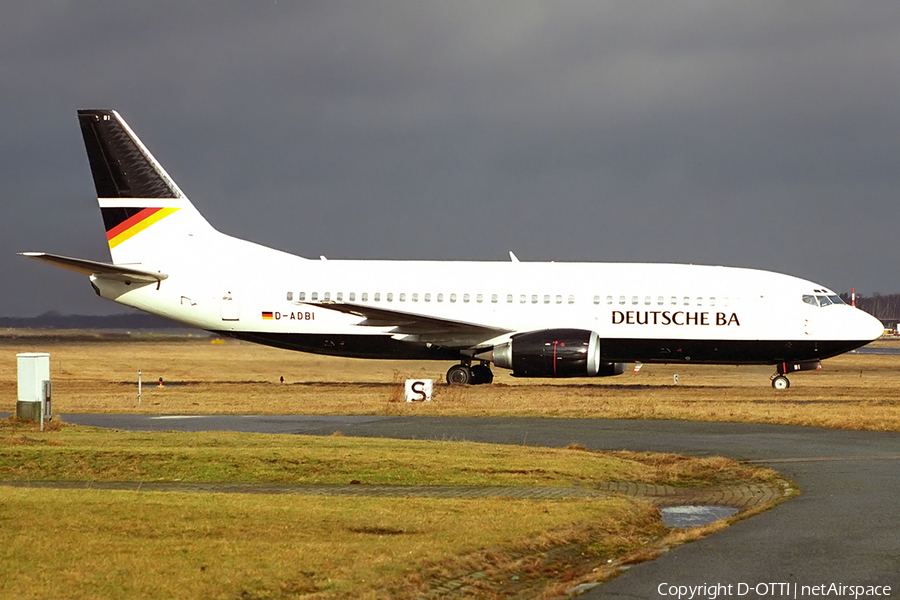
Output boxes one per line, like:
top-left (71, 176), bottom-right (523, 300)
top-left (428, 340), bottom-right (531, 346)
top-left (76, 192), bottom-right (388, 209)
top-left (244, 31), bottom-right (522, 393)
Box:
top-left (771, 375), bottom-right (790, 390)
top-left (470, 364), bottom-right (494, 385)
top-left (446, 364), bottom-right (473, 385)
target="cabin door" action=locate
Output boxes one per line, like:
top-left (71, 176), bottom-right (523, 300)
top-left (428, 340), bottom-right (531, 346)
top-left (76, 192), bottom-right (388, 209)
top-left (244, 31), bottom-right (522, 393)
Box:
top-left (219, 290), bottom-right (241, 321)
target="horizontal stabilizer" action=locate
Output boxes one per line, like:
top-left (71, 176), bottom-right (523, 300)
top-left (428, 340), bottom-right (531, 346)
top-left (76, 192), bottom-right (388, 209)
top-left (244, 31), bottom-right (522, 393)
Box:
top-left (18, 252), bottom-right (167, 284)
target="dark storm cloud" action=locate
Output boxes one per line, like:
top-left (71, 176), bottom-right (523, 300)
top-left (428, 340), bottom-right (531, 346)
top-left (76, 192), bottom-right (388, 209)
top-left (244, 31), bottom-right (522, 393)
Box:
top-left (2, 2), bottom-right (899, 316)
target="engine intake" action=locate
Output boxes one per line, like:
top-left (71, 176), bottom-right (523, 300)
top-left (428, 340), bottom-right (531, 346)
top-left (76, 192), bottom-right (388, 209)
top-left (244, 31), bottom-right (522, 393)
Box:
top-left (491, 329), bottom-right (626, 378)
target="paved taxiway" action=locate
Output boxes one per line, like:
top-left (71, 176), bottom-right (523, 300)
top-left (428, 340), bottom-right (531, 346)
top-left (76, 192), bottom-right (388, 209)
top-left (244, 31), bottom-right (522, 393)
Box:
top-left (849, 346), bottom-right (900, 355)
top-left (63, 414), bottom-right (900, 598)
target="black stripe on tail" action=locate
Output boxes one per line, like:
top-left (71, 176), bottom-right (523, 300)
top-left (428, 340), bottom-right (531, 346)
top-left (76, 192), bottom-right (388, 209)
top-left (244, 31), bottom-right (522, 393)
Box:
top-left (77, 109), bottom-right (179, 199)
top-left (101, 207), bottom-right (148, 233)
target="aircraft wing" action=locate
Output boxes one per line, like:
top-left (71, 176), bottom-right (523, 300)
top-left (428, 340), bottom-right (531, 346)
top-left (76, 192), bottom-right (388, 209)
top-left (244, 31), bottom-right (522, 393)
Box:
top-left (310, 301), bottom-right (512, 347)
top-left (19, 252), bottom-right (167, 284)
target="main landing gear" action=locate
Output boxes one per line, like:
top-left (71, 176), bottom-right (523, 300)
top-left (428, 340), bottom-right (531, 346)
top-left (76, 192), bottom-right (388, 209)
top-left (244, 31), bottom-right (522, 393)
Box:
top-left (446, 360), bottom-right (494, 385)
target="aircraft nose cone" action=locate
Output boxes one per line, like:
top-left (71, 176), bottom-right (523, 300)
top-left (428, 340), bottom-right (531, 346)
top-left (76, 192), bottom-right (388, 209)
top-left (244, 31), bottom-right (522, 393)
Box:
top-left (859, 309), bottom-right (884, 342)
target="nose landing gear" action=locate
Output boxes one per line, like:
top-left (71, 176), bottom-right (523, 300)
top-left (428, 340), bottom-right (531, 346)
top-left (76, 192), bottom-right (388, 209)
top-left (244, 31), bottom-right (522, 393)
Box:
top-left (771, 359), bottom-right (821, 389)
top-left (771, 374), bottom-right (790, 390)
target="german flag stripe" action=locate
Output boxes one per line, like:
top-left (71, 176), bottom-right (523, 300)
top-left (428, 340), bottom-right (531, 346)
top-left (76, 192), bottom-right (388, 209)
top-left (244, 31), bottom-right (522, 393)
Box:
top-left (101, 207), bottom-right (148, 232)
top-left (262, 312), bottom-right (274, 320)
top-left (106, 207), bottom-right (180, 249)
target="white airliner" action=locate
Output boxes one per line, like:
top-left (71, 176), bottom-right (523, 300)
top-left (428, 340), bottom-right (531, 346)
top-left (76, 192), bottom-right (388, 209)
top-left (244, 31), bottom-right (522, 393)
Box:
top-left (21, 110), bottom-right (883, 389)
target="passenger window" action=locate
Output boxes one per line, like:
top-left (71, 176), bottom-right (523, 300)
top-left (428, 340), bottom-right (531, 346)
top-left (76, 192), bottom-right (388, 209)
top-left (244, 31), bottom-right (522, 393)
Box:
top-left (491, 294), bottom-right (498, 304)
top-left (657, 296), bottom-right (664, 306)
top-left (411, 293), bottom-right (418, 302)
top-left (568, 295), bottom-right (575, 304)
top-left (644, 296), bottom-right (651, 306)
top-left (709, 296), bottom-right (715, 307)
top-left (324, 292), bottom-right (331, 301)
top-left (399, 293), bottom-right (406, 302)
top-left (311, 292), bottom-right (319, 301)
top-left (387, 293), bottom-right (394, 302)
top-left (286, 291), bottom-right (293, 301)
top-left (373, 292), bottom-right (381, 302)
top-left (299, 292), bottom-right (306, 302)
top-left (437, 293), bottom-right (443, 302)
top-left (424, 293), bottom-right (431, 302)
top-left (593, 295), bottom-right (601, 305)
top-left (619, 296), bottom-right (626, 305)
top-left (336, 292), bottom-right (343, 301)
top-left (605, 295), bottom-right (613, 305)
top-left (476, 293), bottom-right (484, 303)
top-left (463, 293), bottom-right (470, 303)
top-left (670, 296), bottom-right (677, 305)
top-left (532, 294), bottom-right (539, 304)
top-left (506, 294), bottom-right (513, 303)
top-left (555, 295), bottom-right (562, 304)
top-left (631, 296), bottom-right (639, 305)
top-left (520, 294), bottom-right (526, 304)
top-left (450, 293), bottom-right (457, 303)
top-left (696, 297), bottom-right (702, 306)
top-left (683, 296), bottom-right (690, 306)
top-left (721, 296), bottom-right (728, 306)
top-left (349, 292), bottom-right (355, 301)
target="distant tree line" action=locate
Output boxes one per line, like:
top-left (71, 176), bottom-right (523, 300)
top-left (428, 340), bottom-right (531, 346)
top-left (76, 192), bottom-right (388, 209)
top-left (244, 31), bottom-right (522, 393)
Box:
top-left (0, 311), bottom-right (181, 329)
top-left (840, 293), bottom-right (900, 321)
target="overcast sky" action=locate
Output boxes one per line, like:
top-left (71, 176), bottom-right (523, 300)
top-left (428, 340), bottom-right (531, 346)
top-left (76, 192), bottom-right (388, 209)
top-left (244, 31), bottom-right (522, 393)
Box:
top-left (2, 2), bottom-right (899, 317)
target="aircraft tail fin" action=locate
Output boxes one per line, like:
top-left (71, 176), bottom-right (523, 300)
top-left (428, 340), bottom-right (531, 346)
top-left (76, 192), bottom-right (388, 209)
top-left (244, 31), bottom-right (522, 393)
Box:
top-left (77, 109), bottom-right (217, 266)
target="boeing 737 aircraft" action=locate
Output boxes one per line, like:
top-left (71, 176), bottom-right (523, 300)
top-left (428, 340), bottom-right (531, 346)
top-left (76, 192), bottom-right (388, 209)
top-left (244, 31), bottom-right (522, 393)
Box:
top-left (21, 110), bottom-right (884, 388)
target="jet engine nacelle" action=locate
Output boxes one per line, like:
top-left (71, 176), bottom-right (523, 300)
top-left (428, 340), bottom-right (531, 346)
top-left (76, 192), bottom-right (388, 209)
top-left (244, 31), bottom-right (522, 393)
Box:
top-left (491, 329), bottom-right (626, 378)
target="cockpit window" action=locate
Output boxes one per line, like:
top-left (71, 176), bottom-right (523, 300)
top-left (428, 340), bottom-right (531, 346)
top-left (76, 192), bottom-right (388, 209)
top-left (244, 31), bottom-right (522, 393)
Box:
top-left (803, 294), bottom-right (846, 307)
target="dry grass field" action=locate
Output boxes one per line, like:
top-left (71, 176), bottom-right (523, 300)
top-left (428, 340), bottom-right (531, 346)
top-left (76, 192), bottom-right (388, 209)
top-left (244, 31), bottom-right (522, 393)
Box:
top-left (1, 485), bottom-right (670, 600)
top-left (2, 331), bottom-right (898, 430)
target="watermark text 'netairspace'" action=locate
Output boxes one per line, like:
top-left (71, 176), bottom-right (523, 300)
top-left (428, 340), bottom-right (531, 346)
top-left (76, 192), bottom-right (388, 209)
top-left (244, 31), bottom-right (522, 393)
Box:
top-left (658, 582), bottom-right (891, 599)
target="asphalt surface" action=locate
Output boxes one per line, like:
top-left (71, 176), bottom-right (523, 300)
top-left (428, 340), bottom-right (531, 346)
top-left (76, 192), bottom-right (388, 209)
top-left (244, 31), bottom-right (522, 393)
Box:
top-left (61, 414), bottom-right (900, 598)
top-left (848, 346), bottom-right (900, 355)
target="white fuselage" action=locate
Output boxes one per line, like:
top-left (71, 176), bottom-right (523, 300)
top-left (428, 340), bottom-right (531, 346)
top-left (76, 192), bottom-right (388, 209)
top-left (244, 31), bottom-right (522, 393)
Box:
top-left (91, 231), bottom-right (882, 366)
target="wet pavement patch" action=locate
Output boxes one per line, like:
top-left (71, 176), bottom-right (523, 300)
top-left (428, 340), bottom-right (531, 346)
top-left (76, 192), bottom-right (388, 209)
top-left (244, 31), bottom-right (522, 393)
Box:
top-left (660, 505), bottom-right (738, 528)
